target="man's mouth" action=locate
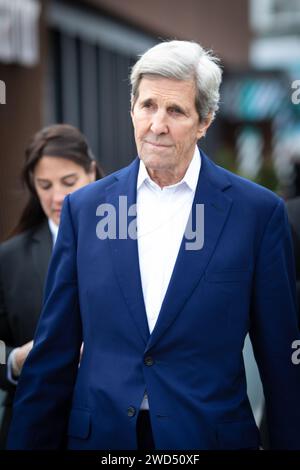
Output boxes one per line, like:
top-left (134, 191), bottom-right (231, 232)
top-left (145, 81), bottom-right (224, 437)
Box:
top-left (144, 141), bottom-right (172, 148)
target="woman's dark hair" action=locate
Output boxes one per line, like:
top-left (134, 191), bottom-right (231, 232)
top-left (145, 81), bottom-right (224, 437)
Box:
top-left (10, 124), bottom-right (104, 237)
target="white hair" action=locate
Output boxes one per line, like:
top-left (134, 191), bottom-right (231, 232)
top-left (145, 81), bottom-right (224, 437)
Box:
top-left (130, 40), bottom-right (222, 121)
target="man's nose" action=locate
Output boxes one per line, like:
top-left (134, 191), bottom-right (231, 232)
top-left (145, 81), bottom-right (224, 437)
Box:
top-left (150, 111), bottom-right (168, 134)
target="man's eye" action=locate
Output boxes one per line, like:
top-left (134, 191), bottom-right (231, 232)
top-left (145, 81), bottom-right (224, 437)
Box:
top-left (169, 107), bottom-right (183, 114)
top-left (142, 102), bottom-right (153, 108)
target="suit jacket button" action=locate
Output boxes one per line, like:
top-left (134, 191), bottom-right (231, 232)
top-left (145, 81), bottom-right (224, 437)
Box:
top-left (144, 356), bottom-right (154, 366)
top-left (127, 406), bottom-right (136, 417)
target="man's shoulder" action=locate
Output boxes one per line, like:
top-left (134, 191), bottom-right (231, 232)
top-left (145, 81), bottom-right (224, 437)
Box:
top-left (225, 167), bottom-right (279, 201)
top-left (208, 157), bottom-right (281, 208)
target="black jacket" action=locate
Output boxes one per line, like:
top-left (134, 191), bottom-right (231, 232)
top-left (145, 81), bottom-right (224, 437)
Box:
top-left (286, 197), bottom-right (300, 325)
top-left (0, 221), bottom-right (52, 447)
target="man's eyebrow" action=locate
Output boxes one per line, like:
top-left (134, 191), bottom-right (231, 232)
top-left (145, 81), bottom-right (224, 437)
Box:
top-left (140, 97), bottom-right (153, 104)
top-left (168, 103), bottom-right (184, 110)
top-left (140, 97), bottom-right (184, 107)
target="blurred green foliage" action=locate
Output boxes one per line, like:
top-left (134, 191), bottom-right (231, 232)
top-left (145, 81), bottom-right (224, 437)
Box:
top-left (215, 146), bottom-right (279, 192)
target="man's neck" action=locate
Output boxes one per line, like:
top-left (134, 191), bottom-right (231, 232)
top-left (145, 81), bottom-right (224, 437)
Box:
top-left (146, 163), bottom-right (190, 188)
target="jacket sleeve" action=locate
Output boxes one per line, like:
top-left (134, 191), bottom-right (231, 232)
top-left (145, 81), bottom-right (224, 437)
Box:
top-left (7, 196), bottom-right (82, 449)
top-left (249, 198), bottom-right (300, 449)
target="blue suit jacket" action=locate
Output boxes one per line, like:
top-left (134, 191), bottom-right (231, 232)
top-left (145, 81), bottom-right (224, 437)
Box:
top-left (7, 151), bottom-right (300, 449)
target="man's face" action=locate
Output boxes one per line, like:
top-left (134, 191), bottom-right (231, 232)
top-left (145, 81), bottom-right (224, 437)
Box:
top-left (131, 76), bottom-right (212, 181)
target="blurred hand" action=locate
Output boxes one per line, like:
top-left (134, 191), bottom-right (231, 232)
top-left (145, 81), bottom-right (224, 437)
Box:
top-left (13, 340), bottom-right (33, 376)
top-left (12, 341), bottom-right (84, 376)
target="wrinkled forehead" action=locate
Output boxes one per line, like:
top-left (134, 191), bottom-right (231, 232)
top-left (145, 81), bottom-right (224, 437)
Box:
top-left (132, 76), bottom-right (200, 121)
top-left (138, 73), bottom-right (196, 91)
top-left (134, 75), bottom-right (197, 106)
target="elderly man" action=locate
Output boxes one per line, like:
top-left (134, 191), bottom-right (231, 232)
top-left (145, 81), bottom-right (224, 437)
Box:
top-left (7, 40), bottom-right (300, 450)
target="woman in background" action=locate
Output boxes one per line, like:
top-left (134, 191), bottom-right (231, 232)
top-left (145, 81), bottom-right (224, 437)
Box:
top-left (0, 124), bottom-right (104, 448)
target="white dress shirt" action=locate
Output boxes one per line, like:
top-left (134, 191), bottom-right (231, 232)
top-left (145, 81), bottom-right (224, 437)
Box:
top-left (48, 218), bottom-right (59, 246)
top-left (137, 146), bottom-right (201, 409)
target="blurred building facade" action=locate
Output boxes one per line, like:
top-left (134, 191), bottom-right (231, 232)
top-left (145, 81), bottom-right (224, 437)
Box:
top-left (0, 0), bottom-right (250, 241)
top-left (217, 0), bottom-right (300, 199)
top-left (2, 0), bottom-right (300, 239)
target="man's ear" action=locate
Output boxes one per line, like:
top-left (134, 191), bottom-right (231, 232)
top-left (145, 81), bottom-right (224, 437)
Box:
top-left (197, 112), bottom-right (213, 139)
top-left (130, 97), bottom-right (135, 118)
top-left (130, 103), bottom-right (137, 127)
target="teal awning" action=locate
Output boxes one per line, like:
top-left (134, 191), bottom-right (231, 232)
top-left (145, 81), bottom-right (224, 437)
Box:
top-left (221, 77), bottom-right (288, 121)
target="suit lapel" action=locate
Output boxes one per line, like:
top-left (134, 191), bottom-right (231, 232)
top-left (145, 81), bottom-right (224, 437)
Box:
top-left (105, 159), bottom-right (150, 345)
top-left (146, 152), bottom-right (233, 351)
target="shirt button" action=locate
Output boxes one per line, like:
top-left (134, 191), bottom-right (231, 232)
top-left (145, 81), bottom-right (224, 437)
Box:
top-left (144, 356), bottom-right (154, 366)
top-left (127, 406), bottom-right (136, 417)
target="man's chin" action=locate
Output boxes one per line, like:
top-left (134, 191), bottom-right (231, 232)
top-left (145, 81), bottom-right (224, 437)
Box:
top-left (145, 163), bottom-right (172, 174)
top-left (140, 155), bottom-right (173, 171)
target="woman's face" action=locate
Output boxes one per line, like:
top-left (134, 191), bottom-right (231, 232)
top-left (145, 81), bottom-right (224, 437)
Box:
top-left (33, 156), bottom-right (96, 225)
